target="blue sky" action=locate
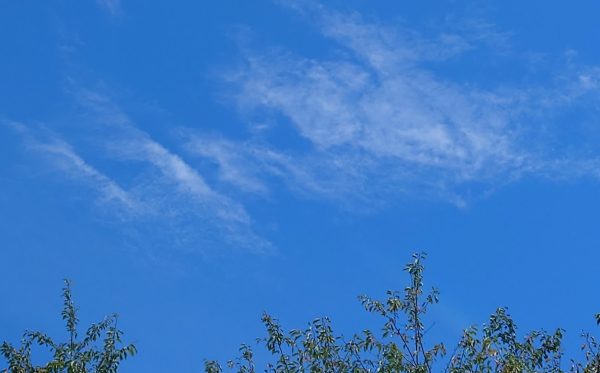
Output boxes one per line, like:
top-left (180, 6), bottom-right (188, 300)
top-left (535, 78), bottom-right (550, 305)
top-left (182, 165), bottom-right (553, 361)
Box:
top-left (2, 0), bottom-right (600, 371)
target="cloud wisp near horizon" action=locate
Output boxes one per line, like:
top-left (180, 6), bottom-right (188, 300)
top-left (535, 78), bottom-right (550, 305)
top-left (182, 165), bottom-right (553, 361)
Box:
top-left (7, 2), bottom-right (600, 254)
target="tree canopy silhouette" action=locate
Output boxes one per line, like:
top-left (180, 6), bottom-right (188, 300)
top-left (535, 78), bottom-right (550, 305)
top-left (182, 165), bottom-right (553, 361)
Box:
top-left (2, 254), bottom-right (599, 372)
top-left (1, 280), bottom-right (136, 373)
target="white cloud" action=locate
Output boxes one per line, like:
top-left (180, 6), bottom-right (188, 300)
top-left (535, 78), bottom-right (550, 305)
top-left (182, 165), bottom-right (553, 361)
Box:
top-left (79, 92), bottom-right (271, 253)
top-left (6, 120), bottom-right (138, 213)
top-left (96, 0), bottom-right (121, 17)
top-left (183, 133), bottom-right (343, 202)
top-left (217, 17), bottom-right (521, 203)
top-left (10, 3), bottom-right (600, 255)
top-left (183, 134), bottom-right (270, 194)
top-left (207, 4), bottom-right (600, 205)
top-left (7, 91), bottom-right (272, 254)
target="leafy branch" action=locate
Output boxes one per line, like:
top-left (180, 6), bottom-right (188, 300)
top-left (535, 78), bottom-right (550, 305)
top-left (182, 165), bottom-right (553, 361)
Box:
top-left (1, 280), bottom-right (136, 373)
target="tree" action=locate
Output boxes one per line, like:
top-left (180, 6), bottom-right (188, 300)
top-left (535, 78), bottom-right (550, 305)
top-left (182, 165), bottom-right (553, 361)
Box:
top-left (204, 253), bottom-right (600, 373)
top-left (3, 255), bottom-right (598, 372)
top-left (1, 280), bottom-right (136, 373)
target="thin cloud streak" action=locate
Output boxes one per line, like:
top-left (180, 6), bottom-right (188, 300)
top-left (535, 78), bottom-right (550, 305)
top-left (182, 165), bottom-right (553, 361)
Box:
top-left (96, 0), bottom-right (122, 17)
top-left (209, 4), bottom-right (600, 206)
top-left (7, 90), bottom-right (272, 253)
top-left (9, 3), bottom-right (600, 255)
top-left (6, 120), bottom-right (138, 213)
top-left (78, 91), bottom-right (271, 253)
top-left (78, 90), bottom-right (253, 226)
top-left (112, 133), bottom-right (252, 225)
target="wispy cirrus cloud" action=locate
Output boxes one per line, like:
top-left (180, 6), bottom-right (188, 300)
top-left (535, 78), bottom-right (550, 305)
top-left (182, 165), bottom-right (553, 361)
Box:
top-left (78, 90), bottom-right (271, 253)
top-left (183, 132), bottom-right (388, 204)
top-left (197, 2), bottom-right (600, 206)
top-left (77, 91), bottom-right (250, 224)
top-left (7, 89), bottom-right (272, 254)
top-left (9, 2), bottom-right (600, 255)
top-left (96, 0), bottom-right (122, 17)
top-left (5, 120), bottom-right (138, 214)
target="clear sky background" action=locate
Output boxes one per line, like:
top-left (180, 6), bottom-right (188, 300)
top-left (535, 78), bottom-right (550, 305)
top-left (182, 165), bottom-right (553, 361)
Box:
top-left (2, 1), bottom-right (600, 371)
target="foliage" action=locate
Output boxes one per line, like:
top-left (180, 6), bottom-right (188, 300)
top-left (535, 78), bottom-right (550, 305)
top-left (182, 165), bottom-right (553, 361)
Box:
top-left (448, 308), bottom-right (563, 372)
top-left (2, 255), bottom-right (598, 372)
top-left (1, 280), bottom-right (136, 373)
top-left (205, 253), bottom-right (600, 373)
